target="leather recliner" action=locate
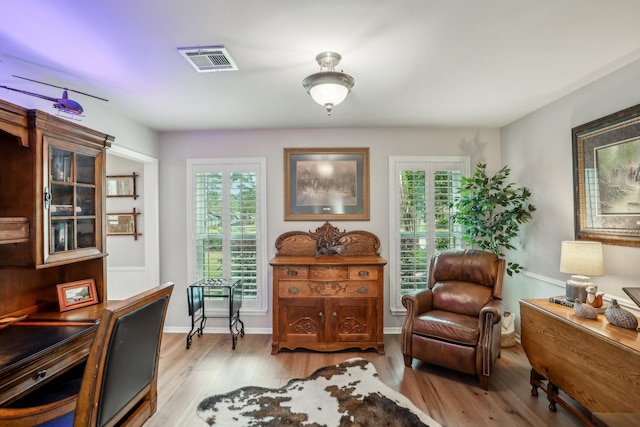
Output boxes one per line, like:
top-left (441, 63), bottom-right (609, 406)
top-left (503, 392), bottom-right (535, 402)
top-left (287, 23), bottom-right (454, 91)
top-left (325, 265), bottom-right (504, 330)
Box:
top-left (401, 249), bottom-right (505, 390)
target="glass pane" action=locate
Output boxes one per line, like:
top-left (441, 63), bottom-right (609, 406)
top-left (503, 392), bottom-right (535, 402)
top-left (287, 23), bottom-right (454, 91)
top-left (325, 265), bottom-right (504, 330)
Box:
top-left (50, 220), bottom-right (74, 253)
top-left (50, 184), bottom-right (74, 216)
top-left (399, 170), bottom-right (428, 295)
top-left (76, 187), bottom-right (95, 215)
top-left (76, 154), bottom-right (95, 184)
top-left (433, 170), bottom-right (463, 251)
top-left (50, 147), bottom-right (73, 183)
top-left (195, 172), bottom-right (223, 281)
top-left (77, 219), bottom-right (95, 248)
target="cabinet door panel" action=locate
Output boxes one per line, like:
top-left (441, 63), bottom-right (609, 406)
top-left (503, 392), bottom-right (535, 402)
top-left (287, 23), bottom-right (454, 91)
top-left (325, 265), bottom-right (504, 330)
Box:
top-left (326, 298), bottom-right (376, 343)
top-left (278, 298), bottom-right (324, 344)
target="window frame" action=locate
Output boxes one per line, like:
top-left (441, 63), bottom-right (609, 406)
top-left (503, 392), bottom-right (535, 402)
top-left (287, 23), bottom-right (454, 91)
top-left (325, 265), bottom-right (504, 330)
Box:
top-left (186, 157), bottom-right (268, 314)
top-left (388, 156), bottom-right (469, 314)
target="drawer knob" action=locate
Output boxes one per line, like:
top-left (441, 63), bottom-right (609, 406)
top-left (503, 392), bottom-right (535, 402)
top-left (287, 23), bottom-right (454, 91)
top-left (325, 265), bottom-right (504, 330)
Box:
top-left (36, 370), bottom-right (47, 380)
top-left (358, 270), bottom-right (369, 278)
top-left (356, 286), bottom-right (368, 294)
top-left (286, 269), bottom-right (298, 276)
top-left (288, 286), bottom-right (300, 295)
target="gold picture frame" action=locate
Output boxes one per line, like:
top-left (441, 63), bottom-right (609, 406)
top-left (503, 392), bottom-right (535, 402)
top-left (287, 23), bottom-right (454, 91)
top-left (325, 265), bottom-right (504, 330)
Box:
top-left (284, 147), bottom-right (370, 221)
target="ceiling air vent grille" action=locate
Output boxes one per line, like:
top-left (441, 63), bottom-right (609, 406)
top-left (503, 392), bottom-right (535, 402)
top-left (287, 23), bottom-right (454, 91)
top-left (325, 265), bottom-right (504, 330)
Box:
top-left (177, 46), bottom-right (238, 72)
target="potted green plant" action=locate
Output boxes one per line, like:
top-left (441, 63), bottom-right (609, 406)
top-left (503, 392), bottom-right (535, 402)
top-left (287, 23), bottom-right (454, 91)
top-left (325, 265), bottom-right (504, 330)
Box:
top-left (451, 163), bottom-right (536, 276)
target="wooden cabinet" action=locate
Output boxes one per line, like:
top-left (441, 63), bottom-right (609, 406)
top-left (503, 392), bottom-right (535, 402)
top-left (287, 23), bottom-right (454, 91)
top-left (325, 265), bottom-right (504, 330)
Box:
top-left (0, 108), bottom-right (112, 268)
top-left (269, 223), bottom-right (386, 354)
top-left (0, 99), bottom-right (113, 316)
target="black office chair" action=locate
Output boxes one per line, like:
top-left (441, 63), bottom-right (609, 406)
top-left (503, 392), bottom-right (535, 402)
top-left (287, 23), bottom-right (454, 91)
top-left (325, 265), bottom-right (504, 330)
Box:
top-left (0, 282), bottom-right (174, 427)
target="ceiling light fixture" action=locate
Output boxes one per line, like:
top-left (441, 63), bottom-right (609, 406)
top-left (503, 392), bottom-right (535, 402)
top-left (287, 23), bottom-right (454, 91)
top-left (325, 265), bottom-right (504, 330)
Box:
top-left (302, 52), bottom-right (355, 116)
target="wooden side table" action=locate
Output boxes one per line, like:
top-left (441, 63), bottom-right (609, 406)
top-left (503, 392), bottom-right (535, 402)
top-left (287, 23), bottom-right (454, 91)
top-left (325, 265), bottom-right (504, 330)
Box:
top-left (519, 299), bottom-right (640, 427)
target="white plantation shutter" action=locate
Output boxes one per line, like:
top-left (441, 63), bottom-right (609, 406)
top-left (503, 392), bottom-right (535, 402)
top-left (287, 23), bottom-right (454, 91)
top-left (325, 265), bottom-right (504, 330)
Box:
top-left (389, 157), bottom-right (469, 313)
top-left (187, 158), bottom-right (267, 313)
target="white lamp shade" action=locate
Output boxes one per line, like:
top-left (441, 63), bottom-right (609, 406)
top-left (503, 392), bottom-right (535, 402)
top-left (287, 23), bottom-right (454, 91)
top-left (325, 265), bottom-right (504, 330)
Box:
top-left (559, 241), bottom-right (604, 276)
top-left (309, 83), bottom-right (350, 107)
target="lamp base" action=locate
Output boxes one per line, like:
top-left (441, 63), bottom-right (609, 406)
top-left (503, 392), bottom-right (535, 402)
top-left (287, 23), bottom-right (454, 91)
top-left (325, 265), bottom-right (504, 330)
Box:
top-left (565, 275), bottom-right (593, 303)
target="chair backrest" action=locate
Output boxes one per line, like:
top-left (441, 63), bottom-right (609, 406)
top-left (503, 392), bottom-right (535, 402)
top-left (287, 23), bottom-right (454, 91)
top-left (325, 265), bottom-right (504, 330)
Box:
top-left (428, 250), bottom-right (504, 316)
top-left (73, 282), bottom-right (173, 427)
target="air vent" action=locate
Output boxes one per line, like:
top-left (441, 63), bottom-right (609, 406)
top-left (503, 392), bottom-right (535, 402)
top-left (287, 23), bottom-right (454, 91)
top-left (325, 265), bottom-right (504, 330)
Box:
top-left (177, 46), bottom-right (238, 72)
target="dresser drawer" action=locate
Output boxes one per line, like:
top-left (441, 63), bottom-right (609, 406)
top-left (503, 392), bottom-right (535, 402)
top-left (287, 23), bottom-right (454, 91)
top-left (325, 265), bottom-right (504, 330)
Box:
top-left (348, 266), bottom-right (378, 280)
top-left (278, 281), bottom-right (378, 298)
top-left (277, 266), bottom-right (308, 280)
top-left (308, 266), bottom-right (347, 280)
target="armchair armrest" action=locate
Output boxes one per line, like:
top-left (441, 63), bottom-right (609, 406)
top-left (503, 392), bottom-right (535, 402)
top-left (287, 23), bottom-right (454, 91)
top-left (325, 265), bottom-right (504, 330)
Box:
top-left (479, 299), bottom-right (505, 327)
top-left (402, 289), bottom-right (433, 318)
top-left (478, 298), bottom-right (506, 377)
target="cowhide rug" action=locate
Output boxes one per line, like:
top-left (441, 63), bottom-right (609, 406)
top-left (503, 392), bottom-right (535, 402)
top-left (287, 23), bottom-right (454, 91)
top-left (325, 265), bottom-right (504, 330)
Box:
top-left (196, 357), bottom-right (441, 426)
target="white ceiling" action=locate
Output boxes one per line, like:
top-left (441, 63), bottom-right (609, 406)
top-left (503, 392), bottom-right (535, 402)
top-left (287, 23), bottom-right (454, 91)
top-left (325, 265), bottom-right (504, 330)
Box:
top-left (2, 1), bottom-right (640, 132)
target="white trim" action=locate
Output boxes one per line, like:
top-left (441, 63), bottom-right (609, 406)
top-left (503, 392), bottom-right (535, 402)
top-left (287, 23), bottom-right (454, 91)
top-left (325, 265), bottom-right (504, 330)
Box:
top-left (106, 144), bottom-right (160, 291)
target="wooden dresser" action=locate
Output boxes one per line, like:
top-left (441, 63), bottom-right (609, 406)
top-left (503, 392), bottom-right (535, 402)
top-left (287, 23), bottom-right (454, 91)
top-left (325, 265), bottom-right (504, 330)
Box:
top-left (269, 222), bottom-right (387, 354)
top-left (520, 299), bottom-right (640, 426)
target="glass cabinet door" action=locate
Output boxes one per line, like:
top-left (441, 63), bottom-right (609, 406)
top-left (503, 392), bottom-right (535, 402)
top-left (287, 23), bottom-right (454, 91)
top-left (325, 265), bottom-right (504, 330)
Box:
top-left (47, 144), bottom-right (101, 262)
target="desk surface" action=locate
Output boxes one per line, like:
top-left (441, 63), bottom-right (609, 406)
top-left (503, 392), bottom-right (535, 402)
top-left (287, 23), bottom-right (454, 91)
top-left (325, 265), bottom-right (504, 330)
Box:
top-left (0, 321), bottom-right (97, 377)
top-left (0, 304), bottom-right (106, 406)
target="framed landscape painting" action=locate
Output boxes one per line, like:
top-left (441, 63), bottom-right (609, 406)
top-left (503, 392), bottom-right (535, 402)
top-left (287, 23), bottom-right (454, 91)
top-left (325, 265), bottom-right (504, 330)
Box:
top-left (572, 103), bottom-right (640, 247)
top-left (284, 147), bottom-right (370, 221)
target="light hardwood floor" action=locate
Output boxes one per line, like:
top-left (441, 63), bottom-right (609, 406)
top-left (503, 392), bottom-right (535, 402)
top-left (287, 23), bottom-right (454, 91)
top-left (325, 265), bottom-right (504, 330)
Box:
top-left (146, 333), bottom-right (586, 427)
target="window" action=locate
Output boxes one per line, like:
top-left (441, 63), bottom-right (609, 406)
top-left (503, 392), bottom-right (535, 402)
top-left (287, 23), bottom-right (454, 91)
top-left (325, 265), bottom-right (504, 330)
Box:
top-left (388, 156), bottom-right (469, 314)
top-left (186, 158), bottom-right (267, 314)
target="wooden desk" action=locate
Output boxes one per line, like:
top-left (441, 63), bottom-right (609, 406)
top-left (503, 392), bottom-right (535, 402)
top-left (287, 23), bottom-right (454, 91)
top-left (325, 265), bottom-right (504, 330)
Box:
top-left (520, 299), bottom-right (640, 426)
top-left (0, 304), bottom-right (106, 406)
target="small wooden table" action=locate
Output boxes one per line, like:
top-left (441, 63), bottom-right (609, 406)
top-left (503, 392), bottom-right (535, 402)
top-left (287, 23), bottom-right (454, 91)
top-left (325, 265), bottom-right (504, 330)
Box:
top-left (520, 299), bottom-right (640, 426)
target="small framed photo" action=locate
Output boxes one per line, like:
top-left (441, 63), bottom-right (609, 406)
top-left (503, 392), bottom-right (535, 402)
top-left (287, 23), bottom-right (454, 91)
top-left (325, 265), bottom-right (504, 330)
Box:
top-left (56, 278), bottom-right (98, 312)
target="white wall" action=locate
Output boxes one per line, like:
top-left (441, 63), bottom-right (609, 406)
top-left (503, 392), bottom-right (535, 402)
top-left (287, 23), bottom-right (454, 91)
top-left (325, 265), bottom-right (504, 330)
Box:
top-left (501, 57), bottom-right (640, 329)
top-left (159, 127), bottom-right (501, 332)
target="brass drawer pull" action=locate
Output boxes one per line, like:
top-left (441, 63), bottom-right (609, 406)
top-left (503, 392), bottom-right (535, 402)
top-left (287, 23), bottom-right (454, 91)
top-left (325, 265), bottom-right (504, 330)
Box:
top-left (286, 269), bottom-right (298, 276)
top-left (358, 270), bottom-right (370, 278)
top-left (356, 286), bottom-right (368, 294)
top-left (288, 286), bottom-right (300, 295)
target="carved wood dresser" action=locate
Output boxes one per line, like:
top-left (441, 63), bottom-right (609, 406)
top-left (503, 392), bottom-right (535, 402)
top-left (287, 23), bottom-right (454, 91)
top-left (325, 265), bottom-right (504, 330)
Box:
top-left (269, 222), bottom-right (387, 354)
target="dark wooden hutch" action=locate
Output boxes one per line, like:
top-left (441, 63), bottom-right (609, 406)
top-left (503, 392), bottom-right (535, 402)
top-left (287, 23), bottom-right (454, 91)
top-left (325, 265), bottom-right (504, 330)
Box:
top-left (0, 98), bottom-right (114, 405)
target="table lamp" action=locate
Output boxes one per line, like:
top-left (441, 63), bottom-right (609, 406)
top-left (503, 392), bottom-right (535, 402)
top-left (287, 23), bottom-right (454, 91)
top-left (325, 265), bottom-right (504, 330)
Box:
top-left (560, 241), bottom-right (604, 302)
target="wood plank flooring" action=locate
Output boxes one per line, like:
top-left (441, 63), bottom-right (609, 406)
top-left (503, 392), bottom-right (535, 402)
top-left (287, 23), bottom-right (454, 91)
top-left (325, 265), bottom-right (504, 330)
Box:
top-left (146, 333), bottom-right (586, 426)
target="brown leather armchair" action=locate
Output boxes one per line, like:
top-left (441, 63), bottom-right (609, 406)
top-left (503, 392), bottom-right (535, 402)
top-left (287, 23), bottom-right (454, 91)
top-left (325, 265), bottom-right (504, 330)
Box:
top-left (401, 249), bottom-right (505, 390)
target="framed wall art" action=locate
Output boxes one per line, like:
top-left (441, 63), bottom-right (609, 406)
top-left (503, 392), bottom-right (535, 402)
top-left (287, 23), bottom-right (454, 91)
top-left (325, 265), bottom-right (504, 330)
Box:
top-left (106, 173), bottom-right (138, 199)
top-left (572, 103), bottom-right (640, 247)
top-left (106, 208), bottom-right (142, 240)
top-left (56, 278), bottom-right (98, 312)
top-left (284, 147), bottom-right (370, 221)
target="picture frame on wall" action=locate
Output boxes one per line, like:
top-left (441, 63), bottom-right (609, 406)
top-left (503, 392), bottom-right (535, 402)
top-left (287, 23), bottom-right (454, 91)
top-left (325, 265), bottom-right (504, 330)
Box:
top-left (106, 208), bottom-right (142, 240)
top-left (572, 102), bottom-right (640, 247)
top-left (106, 173), bottom-right (138, 199)
top-left (56, 278), bottom-right (98, 312)
top-left (284, 147), bottom-right (370, 221)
